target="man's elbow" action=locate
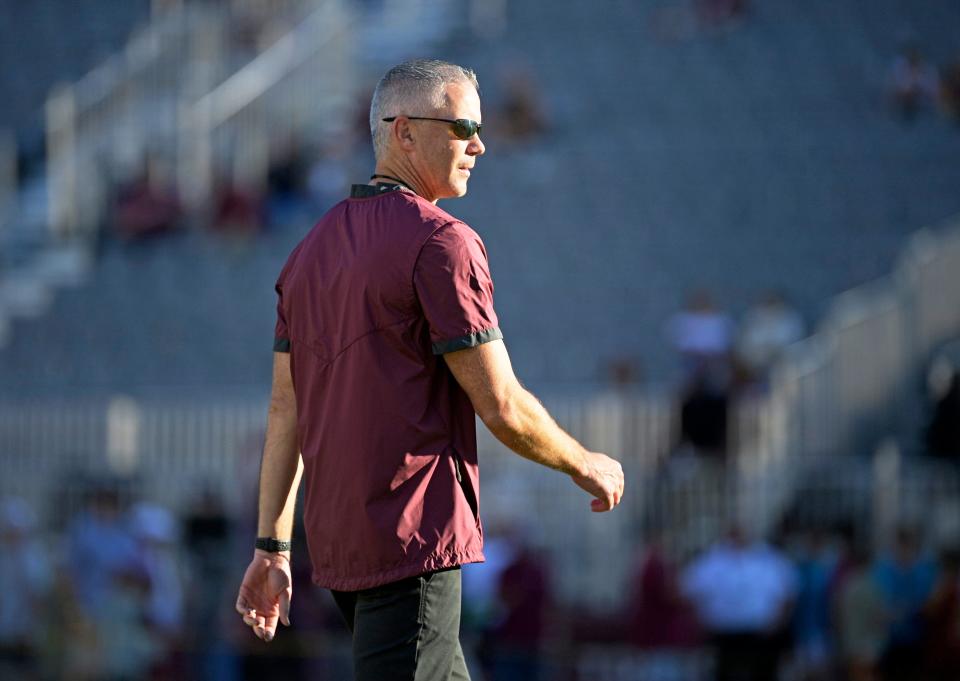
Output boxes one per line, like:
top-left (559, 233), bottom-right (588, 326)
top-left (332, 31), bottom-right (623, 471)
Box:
top-left (476, 393), bottom-right (523, 439)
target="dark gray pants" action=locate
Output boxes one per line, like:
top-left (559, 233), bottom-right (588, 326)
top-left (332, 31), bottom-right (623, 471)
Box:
top-left (331, 567), bottom-right (471, 681)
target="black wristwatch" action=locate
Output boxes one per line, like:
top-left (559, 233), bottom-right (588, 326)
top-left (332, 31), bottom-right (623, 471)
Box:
top-left (256, 537), bottom-right (292, 553)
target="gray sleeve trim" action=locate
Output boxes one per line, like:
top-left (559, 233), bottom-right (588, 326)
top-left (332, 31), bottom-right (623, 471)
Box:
top-left (273, 338), bottom-right (291, 352)
top-left (432, 327), bottom-right (502, 355)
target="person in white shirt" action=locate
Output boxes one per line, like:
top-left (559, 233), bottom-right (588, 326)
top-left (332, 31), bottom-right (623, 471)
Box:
top-left (736, 291), bottom-right (805, 387)
top-left (682, 526), bottom-right (797, 681)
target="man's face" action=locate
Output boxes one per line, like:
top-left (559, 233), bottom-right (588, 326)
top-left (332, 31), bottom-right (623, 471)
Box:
top-left (414, 80), bottom-right (485, 201)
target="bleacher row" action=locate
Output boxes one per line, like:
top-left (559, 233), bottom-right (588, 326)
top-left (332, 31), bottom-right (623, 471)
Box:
top-left (0, 0), bottom-right (151, 144)
top-left (445, 0), bottom-right (960, 384)
top-left (1, 0), bottom-right (959, 391)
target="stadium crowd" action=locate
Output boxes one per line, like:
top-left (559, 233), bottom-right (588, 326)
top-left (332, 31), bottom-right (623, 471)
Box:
top-left (3, 482), bottom-right (960, 681)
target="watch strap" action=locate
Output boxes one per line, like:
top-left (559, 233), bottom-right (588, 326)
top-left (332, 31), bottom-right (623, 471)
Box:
top-left (255, 537), bottom-right (292, 553)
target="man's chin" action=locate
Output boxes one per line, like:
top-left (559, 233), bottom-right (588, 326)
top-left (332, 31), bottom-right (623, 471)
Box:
top-left (439, 183), bottom-right (468, 200)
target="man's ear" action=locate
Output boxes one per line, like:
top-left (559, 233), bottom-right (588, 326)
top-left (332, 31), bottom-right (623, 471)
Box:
top-left (394, 117), bottom-right (416, 151)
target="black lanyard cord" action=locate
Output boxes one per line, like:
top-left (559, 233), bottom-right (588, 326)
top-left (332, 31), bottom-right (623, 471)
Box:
top-left (369, 174), bottom-right (415, 193)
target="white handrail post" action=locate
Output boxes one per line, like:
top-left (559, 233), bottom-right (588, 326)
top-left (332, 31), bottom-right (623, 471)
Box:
top-left (234, 119), bottom-right (269, 192)
top-left (46, 83), bottom-right (77, 241)
top-left (0, 129), bottom-right (15, 218)
top-left (177, 98), bottom-right (213, 217)
top-left (107, 395), bottom-right (141, 475)
top-left (872, 438), bottom-right (900, 552)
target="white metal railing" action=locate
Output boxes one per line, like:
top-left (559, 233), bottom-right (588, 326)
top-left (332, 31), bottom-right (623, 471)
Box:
top-left (734, 216), bottom-right (960, 538)
top-left (176, 0), bottom-right (463, 207)
top-left (178, 0), bottom-right (358, 208)
top-left (42, 0), bottom-right (462, 239)
top-left (42, 0), bottom-right (339, 241)
top-left (45, 5), bottom-right (228, 240)
top-left (5, 0), bottom-right (353, 348)
top-left (0, 391), bottom-right (675, 608)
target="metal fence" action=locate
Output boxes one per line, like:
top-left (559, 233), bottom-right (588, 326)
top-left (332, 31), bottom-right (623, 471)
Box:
top-left (0, 390), bottom-right (676, 608)
top-left (46, 3), bottom-right (231, 239)
top-left (737, 217), bottom-right (960, 537)
top-left (179, 0), bottom-right (359, 209)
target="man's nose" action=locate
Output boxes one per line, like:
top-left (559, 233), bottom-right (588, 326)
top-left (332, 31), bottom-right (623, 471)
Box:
top-left (468, 134), bottom-right (485, 156)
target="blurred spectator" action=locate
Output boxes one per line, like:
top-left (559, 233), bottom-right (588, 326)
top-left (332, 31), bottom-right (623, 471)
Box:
top-left (873, 526), bottom-right (937, 681)
top-left (668, 291), bottom-right (736, 457)
top-left (922, 548), bottom-right (960, 680)
top-left (113, 158), bottom-right (182, 242)
top-left (667, 290), bottom-right (735, 391)
top-left (496, 62), bottom-right (547, 145)
top-left (41, 558), bottom-right (100, 680)
top-left (130, 503), bottom-right (184, 675)
top-left (65, 486), bottom-right (138, 615)
top-left (790, 527), bottom-right (837, 681)
top-left (286, 529), bottom-right (356, 680)
top-left (66, 483), bottom-right (180, 680)
top-left (697, 0), bottom-right (748, 27)
top-left (836, 543), bottom-right (889, 681)
top-left (479, 534), bottom-right (552, 681)
top-left (96, 563), bottom-right (157, 681)
top-left (678, 373), bottom-right (730, 457)
top-left (266, 138), bottom-right (311, 227)
top-left (828, 522), bottom-right (860, 613)
top-left (888, 44), bottom-right (940, 122)
top-left (0, 498), bottom-right (51, 679)
top-left (940, 57), bottom-right (960, 125)
top-left (681, 526), bottom-right (796, 681)
top-left (212, 174), bottom-right (264, 237)
top-left (735, 291), bottom-right (805, 388)
top-left (462, 525), bottom-right (520, 633)
top-left (604, 356), bottom-right (643, 388)
top-left (625, 532), bottom-right (701, 650)
top-left (925, 356), bottom-right (960, 459)
top-left (183, 486), bottom-right (237, 680)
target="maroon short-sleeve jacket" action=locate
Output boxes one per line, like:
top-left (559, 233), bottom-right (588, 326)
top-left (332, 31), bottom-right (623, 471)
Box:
top-left (273, 183), bottom-right (501, 590)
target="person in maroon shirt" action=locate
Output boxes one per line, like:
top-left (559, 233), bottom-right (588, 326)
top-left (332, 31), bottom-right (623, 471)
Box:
top-left (235, 59), bottom-right (625, 680)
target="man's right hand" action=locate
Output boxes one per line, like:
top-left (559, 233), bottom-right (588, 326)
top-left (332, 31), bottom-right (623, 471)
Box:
top-left (571, 452), bottom-right (625, 512)
top-left (235, 549), bottom-right (293, 642)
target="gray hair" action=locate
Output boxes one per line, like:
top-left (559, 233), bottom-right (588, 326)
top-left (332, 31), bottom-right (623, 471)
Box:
top-left (369, 59), bottom-right (479, 159)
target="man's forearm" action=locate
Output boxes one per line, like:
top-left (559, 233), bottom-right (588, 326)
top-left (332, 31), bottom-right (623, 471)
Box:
top-left (257, 400), bottom-right (303, 539)
top-left (483, 385), bottom-right (589, 477)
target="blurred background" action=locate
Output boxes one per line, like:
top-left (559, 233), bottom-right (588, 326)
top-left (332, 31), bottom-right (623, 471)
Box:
top-left (1, 0), bottom-right (959, 679)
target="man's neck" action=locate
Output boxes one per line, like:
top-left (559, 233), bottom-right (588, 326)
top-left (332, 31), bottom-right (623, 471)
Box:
top-left (370, 164), bottom-right (435, 203)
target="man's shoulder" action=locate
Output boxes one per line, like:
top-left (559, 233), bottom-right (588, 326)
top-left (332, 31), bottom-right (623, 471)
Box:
top-left (400, 193), bottom-right (472, 234)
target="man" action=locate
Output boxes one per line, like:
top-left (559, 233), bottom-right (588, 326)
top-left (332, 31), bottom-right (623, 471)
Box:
top-left (681, 526), bottom-right (796, 681)
top-left (235, 59), bottom-right (624, 680)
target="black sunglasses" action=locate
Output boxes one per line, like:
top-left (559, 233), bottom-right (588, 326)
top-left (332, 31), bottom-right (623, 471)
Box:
top-left (382, 116), bottom-right (482, 140)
